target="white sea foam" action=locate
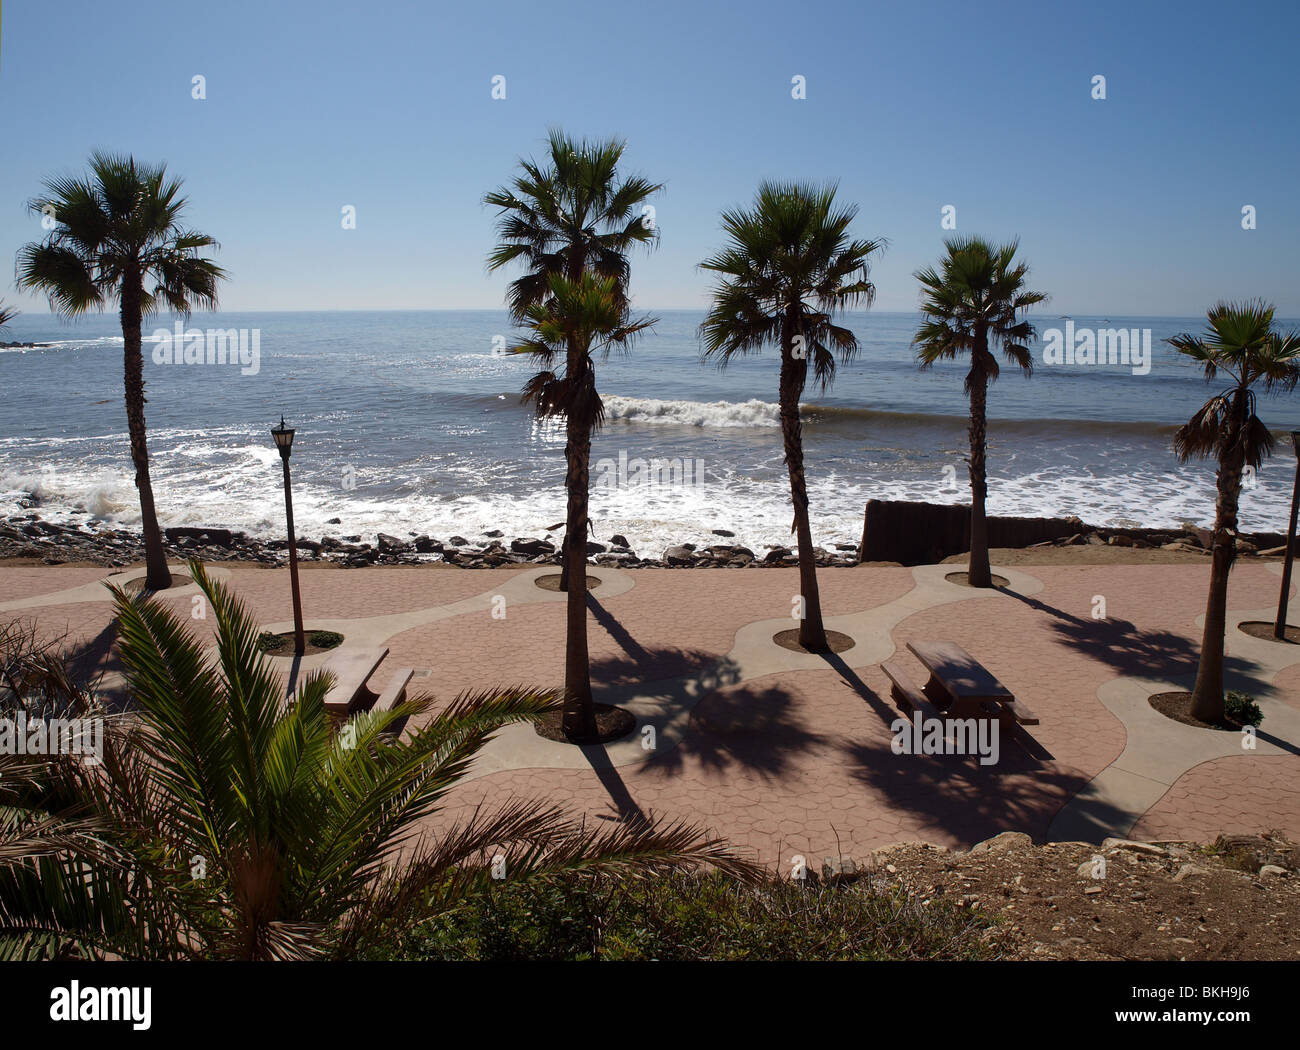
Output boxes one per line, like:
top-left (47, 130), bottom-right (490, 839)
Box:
top-left (603, 395), bottom-right (781, 428)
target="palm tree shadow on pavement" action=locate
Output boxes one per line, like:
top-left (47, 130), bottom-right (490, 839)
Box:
top-left (812, 648), bottom-right (1083, 841)
top-left (997, 585), bottom-right (1269, 694)
top-left (586, 596), bottom-right (826, 779)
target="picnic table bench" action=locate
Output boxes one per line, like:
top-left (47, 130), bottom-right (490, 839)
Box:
top-left (320, 646), bottom-right (414, 724)
top-left (882, 641), bottom-right (1038, 727)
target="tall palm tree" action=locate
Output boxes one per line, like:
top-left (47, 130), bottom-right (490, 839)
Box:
top-left (485, 129), bottom-right (662, 591)
top-left (913, 237), bottom-right (1047, 588)
top-left (512, 274), bottom-right (655, 737)
top-left (17, 152), bottom-right (227, 591)
top-left (700, 182), bottom-right (883, 651)
top-left (1171, 302), bottom-right (1300, 723)
top-left (0, 561), bottom-right (757, 960)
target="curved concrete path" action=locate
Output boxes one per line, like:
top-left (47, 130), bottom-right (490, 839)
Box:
top-left (7, 556), bottom-right (1298, 845)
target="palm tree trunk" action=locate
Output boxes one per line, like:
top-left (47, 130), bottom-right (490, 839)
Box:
top-left (120, 267), bottom-right (171, 590)
top-left (967, 361), bottom-right (992, 589)
top-left (779, 345), bottom-right (827, 651)
top-left (1189, 398), bottom-right (1247, 723)
top-left (561, 412), bottom-right (597, 738)
top-left (556, 253), bottom-right (588, 594)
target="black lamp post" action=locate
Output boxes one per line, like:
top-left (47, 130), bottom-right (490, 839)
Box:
top-left (271, 416), bottom-right (306, 657)
top-left (1274, 430), bottom-right (1300, 640)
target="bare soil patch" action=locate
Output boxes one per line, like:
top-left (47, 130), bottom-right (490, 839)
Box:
top-left (1238, 620), bottom-right (1300, 644)
top-left (944, 570), bottom-right (1010, 588)
top-left (123, 572), bottom-right (193, 594)
top-left (772, 628), bottom-right (855, 654)
top-left (534, 702), bottom-right (636, 744)
top-left (1148, 690), bottom-right (1249, 732)
top-left (864, 831), bottom-right (1300, 960)
top-left (534, 573), bottom-right (602, 592)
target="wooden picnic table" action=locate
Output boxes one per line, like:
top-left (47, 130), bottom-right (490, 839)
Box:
top-left (905, 641), bottom-right (1037, 725)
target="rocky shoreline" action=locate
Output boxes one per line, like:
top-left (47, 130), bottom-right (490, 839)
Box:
top-left (0, 509), bottom-right (1291, 572)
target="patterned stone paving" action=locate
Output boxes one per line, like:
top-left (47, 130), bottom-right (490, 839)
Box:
top-left (3, 557), bottom-right (1298, 869)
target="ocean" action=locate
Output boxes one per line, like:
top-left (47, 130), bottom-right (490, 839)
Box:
top-left (3, 309), bottom-right (1300, 554)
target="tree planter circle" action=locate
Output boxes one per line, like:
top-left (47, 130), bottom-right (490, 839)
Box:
top-left (1237, 621), bottom-right (1300, 645)
top-left (257, 630), bottom-right (345, 656)
top-left (533, 702), bottom-right (636, 744)
top-left (1148, 691), bottom-right (1253, 732)
top-left (772, 628), bottom-right (855, 654)
top-left (944, 571), bottom-right (1010, 589)
top-left (534, 574), bottom-right (601, 591)
top-left (124, 572), bottom-right (193, 594)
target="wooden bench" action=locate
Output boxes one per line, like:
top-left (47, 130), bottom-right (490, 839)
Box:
top-left (881, 660), bottom-right (944, 721)
top-left (321, 646), bottom-right (390, 715)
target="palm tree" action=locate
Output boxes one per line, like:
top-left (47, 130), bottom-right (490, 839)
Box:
top-left (1171, 302), bottom-right (1300, 723)
top-left (913, 237), bottom-right (1047, 588)
top-left (0, 300), bottom-right (15, 332)
top-left (17, 152), bottom-right (227, 591)
top-left (700, 182), bottom-right (883, 651)
top-left (0, 562), bottom-right (754, 960)
top-left (512, 274), bottom-right (655, 737)
top-left (485, 129), bottom-right (662, 591)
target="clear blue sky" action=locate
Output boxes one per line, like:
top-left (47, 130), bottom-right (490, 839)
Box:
top-left (1, 0), bottom-right (1297, 316)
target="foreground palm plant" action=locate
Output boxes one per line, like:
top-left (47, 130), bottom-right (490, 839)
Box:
top-left (17, 152), bottom-right (227, 590)
top-left (913, 237), bottom-right (1047, 588)
top-left (485, 129), bottom-right (662, 591)
top-left (0, 563), bottom-right (755, 960)
top-left (700, 181), bottom-right (882, 650)
top-left (512, 274), bottom-right (655, 737)
top-left (1171, 302), bottom-right (1300, 723)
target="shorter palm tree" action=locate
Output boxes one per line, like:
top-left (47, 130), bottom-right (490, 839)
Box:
top-left (485, 130), bottom-right (662, 593)
top-left (700, 181), bottom-right (883, 650)
top-left (17, 152), bottom-right (226, 590)
top-left (1171, 301), bottom-right (1300, 723)
top-left (0, 300), bottom-right (16, 332)
top-left (0, 561), bottom-right (756, 960)
top-left (913, 237), bottom-right (1047, 588)
top-left (513, 274), bottom-right (655, 737)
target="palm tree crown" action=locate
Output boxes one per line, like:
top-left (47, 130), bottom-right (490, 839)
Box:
top-left (1171, 300), bottom-right (1300, 467)
top-left (699, 180), bottom-right (882, 389)
top-left (485, 129), bottom-right (661, 322)
top-left (514, 272), bottom-right (656, 425)
top-left (17, 151), bottom-right (225, 318)
top-left (913, 236), bottom-right (1046, 389)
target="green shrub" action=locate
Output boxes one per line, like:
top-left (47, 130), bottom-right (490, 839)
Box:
top-left (1225, 690), bottom-right (1263, 727)
top-left (256, 630), bottom-right (286, 653)
top-left (381, 871), bottom-right (1001, 961)
top-left (255, 630), bottom-right (342, 653)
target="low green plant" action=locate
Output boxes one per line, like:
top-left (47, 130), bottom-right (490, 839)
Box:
top-left (1225, 689), bottom-right (1263, 727)
top-left (255, 630), bottom-right (285, 653)
top-left (382, 870), bottom-right (1001, 961)
top-left (308, 630), bottom-right (343, 650)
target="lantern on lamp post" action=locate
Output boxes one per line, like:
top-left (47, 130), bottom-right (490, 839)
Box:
top-left (271, 416), bottom-right (306, 657)
top-left (1273, 430), bottom-right (1300, 641)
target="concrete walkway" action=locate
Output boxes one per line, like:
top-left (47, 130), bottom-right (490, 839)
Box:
top-left (4, 556), bottom-right (1298, 861)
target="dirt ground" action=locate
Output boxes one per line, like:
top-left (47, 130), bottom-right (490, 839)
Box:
top-left (856, 831), bottom-right (1300, 960)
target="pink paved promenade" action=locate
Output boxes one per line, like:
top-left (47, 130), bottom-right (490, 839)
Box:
top-left (4, 559), bottom-right (1299, 868)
